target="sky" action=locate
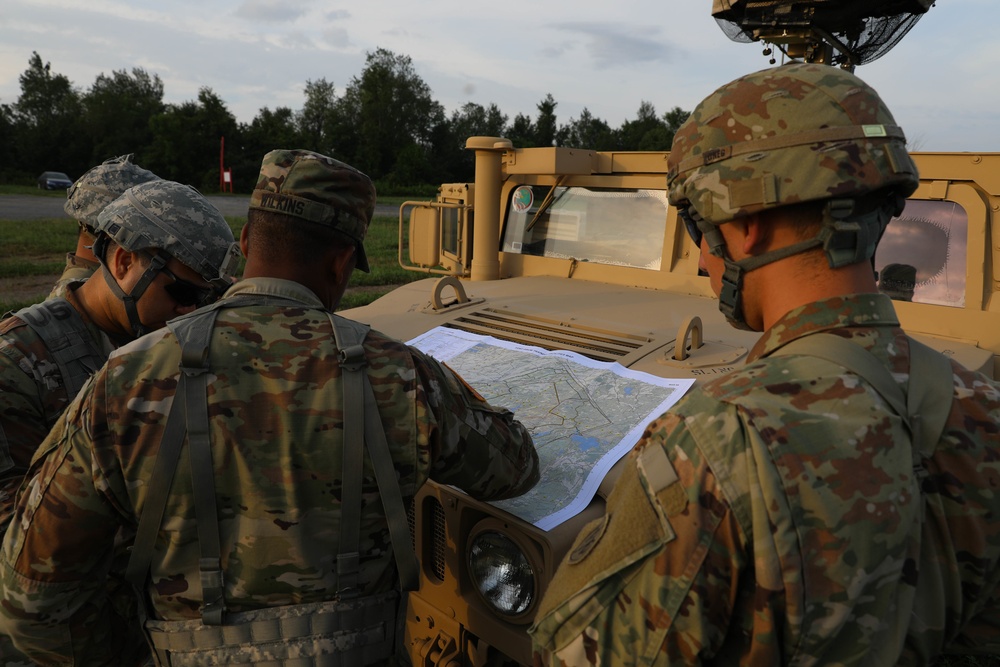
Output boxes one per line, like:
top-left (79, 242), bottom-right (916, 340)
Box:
top-left (2, 0), bottom-right (997, 152)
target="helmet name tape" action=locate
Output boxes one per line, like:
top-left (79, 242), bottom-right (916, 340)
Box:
top-left (668, 124), bottom-right (905, 186)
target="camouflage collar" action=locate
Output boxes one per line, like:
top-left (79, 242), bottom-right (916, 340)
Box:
top-left (749, 293), bottom-right (900, 362)
top-left (224, 277), bottom-right (325, 308)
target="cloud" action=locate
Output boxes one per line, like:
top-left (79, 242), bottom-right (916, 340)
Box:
top-left (549, 22), bottom-right (677, 68)
top-left (234, 0), bottom-right (312, 22)
top-left (322, 27), bottom-right (351, 49)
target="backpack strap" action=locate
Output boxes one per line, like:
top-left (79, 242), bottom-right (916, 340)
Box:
top-left (176, 312), bottom-right (227, 626)
top-left (330, 314), bottom-right (419, 593)
top-left (15, 298), bottom-right (108, 398)
top-left (771, 333), bottom-right (954, 462)
top-left (124, 307), bottom-right (226, 628)
top-left (126, 299), bottom-right (420, 634)
top-left (125, 293), bottom-right (314, 596)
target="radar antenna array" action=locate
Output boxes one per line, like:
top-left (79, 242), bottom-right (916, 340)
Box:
top-left (712, 0), bottom-right (934, 70)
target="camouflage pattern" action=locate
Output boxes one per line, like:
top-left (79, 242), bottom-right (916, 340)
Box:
top-left (64, 154), bottom-right (160, 230)
top-left (248, 149), bottom-right (376, 272)
top-left (666, 63), bottom-right (919, 226)
top-left (0, 287), bottom-right (114, 528)
top-left (95, 179), bottom-right (242, 287)
top-left (46, 252), bottom-right (101, 300)
top-left (0, 286), bottom-right (115, 665)
top-left (0, 277), bottom-right (539, 664)
top-left (530, 294), bottom-right (1000, 665)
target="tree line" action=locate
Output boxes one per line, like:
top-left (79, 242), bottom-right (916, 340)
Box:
top-left (0, 49), bottom-right (690, 194)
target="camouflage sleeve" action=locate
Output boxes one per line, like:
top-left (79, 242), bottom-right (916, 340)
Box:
top-left (0, 373), bottom-right (124, 663)
top-left (410, 345), bottom-right (539, 501)
top-left (529, 410), bottom-right (751, 666)
top-left (0, 333), bottom-right (55, 529)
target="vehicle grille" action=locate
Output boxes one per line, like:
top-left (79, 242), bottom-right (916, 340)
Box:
top-left (446, 308), bottom-right (652, 362)
top-left (407, 498), bottom-right (415, 549)
top-left (429, 497), bottom-right (447, 581)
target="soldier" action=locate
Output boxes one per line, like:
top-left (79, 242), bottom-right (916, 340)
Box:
top-left (530, 63), bottom-right (1000, 664)
top-left (879, 262), bottom-right (918, 301)
top-left (0, 179), bottom-right (239, 665)
top-left (0, 149), bottom-right (539, 665)
top-left (49, 153), bottom-right (160, 298)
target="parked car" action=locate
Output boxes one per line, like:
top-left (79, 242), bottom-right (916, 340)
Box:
top-left (36, 171), bottom-right (73, 190)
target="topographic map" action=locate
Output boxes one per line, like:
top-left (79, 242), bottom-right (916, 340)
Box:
top-left (408, 327), bottom-right (694, 530)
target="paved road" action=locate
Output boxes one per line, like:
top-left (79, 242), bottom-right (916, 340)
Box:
top-left (0, 195), bottom-right (398, 220)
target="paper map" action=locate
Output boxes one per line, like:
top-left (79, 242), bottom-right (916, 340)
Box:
top-left (409, 327), bottom-right (694, 530)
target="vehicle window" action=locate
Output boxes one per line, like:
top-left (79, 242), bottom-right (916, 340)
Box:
top-left (875, 199), bottom-right (967, 307)
top-left (501, 186), bottom-right (668, 270)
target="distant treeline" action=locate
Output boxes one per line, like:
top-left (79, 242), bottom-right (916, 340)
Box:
top-left (0, 49), bottom-right (689, 194)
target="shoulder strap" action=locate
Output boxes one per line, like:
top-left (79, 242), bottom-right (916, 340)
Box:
top-left (176, 313), bottom-right (227, 626)
top-left (330, 315), bottom-right (420, 593)
top-left (124, 308), bottom-right (225, 626)
top-left (903, 337), bottom-right (955, 459)
top-left (16, 298), bottom-right (107, 398)
top-left (771, 333), bottom-right (954, 459)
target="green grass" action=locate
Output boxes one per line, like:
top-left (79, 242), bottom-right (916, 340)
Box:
top-left (0, 184), bottom-right (69, 196)
top-left (0, 212), bottom-right (426, 314)
top-left (0, 218), bottom-right (79, 258)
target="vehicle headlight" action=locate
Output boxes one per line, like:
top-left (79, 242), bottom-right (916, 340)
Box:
top-left (467, 529), bottom-right (535, 617)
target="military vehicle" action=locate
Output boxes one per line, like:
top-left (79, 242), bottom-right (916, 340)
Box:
top-left (341, 1), bottom-right (998, 664)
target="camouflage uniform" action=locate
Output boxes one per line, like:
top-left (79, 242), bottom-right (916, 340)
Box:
top-left (531, 64), bottom-right (1000, 664)
top-left (0, 150), bottom-right (539, 665)
top-left (48, 154), bottom-right (160, 299)
top-left (0, 277), bottom-right (538, 663)
top-left (0, 283), bottom-right (113, 526)
top-left (0, 179), bottom-right (237, 665)
top-left (531, 295), bottom-right (1000, 664)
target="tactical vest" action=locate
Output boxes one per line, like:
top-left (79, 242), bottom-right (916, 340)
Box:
top-left (125, 295), bottom-right (419, 666)
top-left (11, 298), bottom-right (108, 399)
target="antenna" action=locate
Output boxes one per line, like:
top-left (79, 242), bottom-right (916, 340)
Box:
top-left (711, 0), bottom-right (934, 70)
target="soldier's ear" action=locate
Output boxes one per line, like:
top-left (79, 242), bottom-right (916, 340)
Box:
top-left (740, 214), bottom-right (770, 256)
top-left (328, 243), bottom-right (356, 287)
top-left (108, 244), bottom-right (135, 280)
top-left (239, 224), bottom-right (250, 258)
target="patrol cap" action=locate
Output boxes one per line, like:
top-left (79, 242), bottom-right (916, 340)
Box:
top-left (95, 180), bottom-right (241, 288)
top-left (65, 154), bottom-right (160, 229)
top-left (248, 149), bottom-right (376, 272)
top-left (667, 62), bottom-right (919, 226)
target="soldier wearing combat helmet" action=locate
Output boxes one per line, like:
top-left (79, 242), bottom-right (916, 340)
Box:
top-left (531, 63), bottom-right (1000, 664)
top-left (0, 149), bottom-right (539, 665)
top-left (0, 178), bottom-right (237, 665)
top-left (48, 154), bottom-right (161, 299)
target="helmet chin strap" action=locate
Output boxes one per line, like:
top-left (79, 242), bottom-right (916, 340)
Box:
top-left (702, 198), bottom-right (892, 331)
top-left (715, 235), bottom-right (823, 331)
top-left (95, 236), bottom-right (168, 339)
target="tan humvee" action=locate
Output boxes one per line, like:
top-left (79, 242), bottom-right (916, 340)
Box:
top-left (341, 140), bottom-right (1000, 666)
top-left (340, 3), bottom-right (985, 664)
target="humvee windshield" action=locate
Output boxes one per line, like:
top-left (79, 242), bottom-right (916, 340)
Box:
top-left (501, 186), bottom-right (668, 270)
top-left (875, 199), bottom-right (967, 307)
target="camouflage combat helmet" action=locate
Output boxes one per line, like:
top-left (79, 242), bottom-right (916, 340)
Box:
top-left (248, 149), bottom-right (376, 272)
top-left (667, 62), bottom-right (919, 230)
top-left (64, 154), bottom-right (160, 230)
top-left (93, 180), bottom-right (241, 337)
top-left (667, 62), bottom-right (920, 330)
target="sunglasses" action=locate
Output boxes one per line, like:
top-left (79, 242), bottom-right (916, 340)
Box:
top-left (159, 265), bottom-right (216, 307)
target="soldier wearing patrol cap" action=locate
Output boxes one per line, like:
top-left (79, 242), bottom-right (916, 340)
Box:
top-left (49, 153), bottom-right (161, 298)
top-left (0, 149), bottom-right (539, 665)
top-left (531, 63), bottom-right (1000, 664)
top-left (0, 178), bottom-right (238, 665)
